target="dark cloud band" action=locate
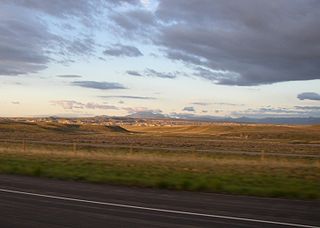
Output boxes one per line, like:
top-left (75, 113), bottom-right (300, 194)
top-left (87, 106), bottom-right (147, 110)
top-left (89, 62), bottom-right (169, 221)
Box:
top-left (100, 95), bottom-right (156, 100)
top-left (72, 81), bottom-right (126, 90)
top-left (103, 44), bottom-right (143, 57)
top-left (297, 92), bottom-right (320, 101)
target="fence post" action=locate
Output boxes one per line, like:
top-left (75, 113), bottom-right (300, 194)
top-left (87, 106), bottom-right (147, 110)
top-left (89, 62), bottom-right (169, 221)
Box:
top-left (23, 139), bottom-right (26, 152)
top-left (3, 140), bottom-right (7, 152)
top-left (261, 149), bottom-right (265, 161)
top-left (73, 141), bottom-right (77, 155)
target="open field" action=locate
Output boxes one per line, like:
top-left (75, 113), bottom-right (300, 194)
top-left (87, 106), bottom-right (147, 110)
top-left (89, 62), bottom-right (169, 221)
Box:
top-left (0, 120), bottom-right (319, 199)
top-left (1, 120), bottom-right (320, 155)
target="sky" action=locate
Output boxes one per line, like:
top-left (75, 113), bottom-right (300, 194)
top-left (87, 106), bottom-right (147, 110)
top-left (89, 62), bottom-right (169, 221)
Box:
top-left (0, 0), bottom-right (320, 118)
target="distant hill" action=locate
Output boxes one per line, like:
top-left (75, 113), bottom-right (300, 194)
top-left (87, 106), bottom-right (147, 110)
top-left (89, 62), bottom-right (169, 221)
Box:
top-left (125, 112), bottom-right (320, 124)
top-left (126, 111), bottom-right (167, 119)
top-left (231, 117), bottom-right (320, 125)
top-left (0, 121), bottom-right (131, 134)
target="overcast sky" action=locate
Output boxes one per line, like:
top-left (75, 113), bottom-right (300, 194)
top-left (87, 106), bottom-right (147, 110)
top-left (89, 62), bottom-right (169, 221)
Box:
top-left (1, 0), bottom-right (319, 118)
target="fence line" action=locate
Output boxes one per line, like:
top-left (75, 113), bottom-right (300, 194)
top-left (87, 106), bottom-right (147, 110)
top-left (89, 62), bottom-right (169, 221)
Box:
top-left (0, 138), bottom-right (319, 159)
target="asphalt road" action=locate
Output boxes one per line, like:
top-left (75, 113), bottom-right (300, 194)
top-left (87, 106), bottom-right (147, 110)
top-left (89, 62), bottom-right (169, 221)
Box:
top-left (0, 175), bottom-right (319, 228)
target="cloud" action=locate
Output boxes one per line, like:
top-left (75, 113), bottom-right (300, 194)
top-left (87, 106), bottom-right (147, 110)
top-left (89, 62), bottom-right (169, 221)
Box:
top-left (4, 0), bottom-right (320, 87)
top-left (57, 75), bottom-right (82, 78)
top-left (103, 44), bottom-right (143, 57)
top-left (191, 101), bottom-right (243, 106)
top-left (191, 102), bottom-right (210, 106)
top-left (297, 92), bottom-right (320, 101)
top-left (0, 3), bottom-right (52, 76)
top-left (84, 102), bottom-right (118, 110)
top-left (166, 50), bottom-right (205, 66)
top-left (111, 9), bottom-right (155, 32)
top-left (145, 69), bottom-right (178, 79)
top-left (213, 102), bottom-right (244, 107)
top-left (295, 106), bottom-right (320, 110)
top-left (193, 67), bottom-right (241, 85)
top-left (72, 81), bottom-right (126, 90)
top-left (65, 37), bottom-right (95, 56)
top-left (117, 0), bottom-right (320, 85)
top-left (51, 100), bottom-right (118, 110)
top-left (11, 101), bottom-right (20, 105)
top-left (126, 70), bottom-right (142, 76)
top-left (0, 1), bottom-right (104, 76)
top-left (4, 0), bottom-right (100, 20)
top-left (100, 95), bottom-right (156, 100)
top-left (0, 0), bottom-right (142, 76)
top-left (50, 100), bottom-right (84, 109)
top-left (123, 107), bottom-right (159, 113)
top-left (231, 106), bottom-right (320, 118)
top-left (183, 106), bottom-right (195, 112)
top-left (126, 68), bottom-right (182, 79)
top-left (140, 0), bottom-right (150, 7)
top-left (4, 0), bottom-right (140, 20)
top-left (258, 108), bottom-right (295, 114)
top-left (161, 1), bottom-right (320, 85)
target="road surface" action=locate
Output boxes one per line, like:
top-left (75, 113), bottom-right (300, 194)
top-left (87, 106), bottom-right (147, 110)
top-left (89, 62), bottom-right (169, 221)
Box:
top-left (0, 175), bottom-right (319, 227)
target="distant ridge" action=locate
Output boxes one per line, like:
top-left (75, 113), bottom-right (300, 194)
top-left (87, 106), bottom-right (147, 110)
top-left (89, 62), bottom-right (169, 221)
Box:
top-left (3, 115), bottom-right (320, 125)
top-left (126, 111), bottom-right (167, 119)
top-left (231, 117), bottom-right (320, 125)
top-left (124, 112), bottom-right (320, 124)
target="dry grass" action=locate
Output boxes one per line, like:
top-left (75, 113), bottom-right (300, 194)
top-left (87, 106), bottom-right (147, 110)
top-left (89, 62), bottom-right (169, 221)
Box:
top-left (0, 122), bottom-right (319, 199)
top-left (125, 124), bottom-right (320, 140)
top-left (0, 143), bottom-right (319, 199)
top-left (1, 122), bottom-right (320, 156)
top-left (1, 146), bottom-right (317, 170)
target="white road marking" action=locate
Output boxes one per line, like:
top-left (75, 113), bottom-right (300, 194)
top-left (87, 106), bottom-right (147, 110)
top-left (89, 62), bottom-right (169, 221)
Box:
top-left (0, 188), bottom-right (318, 228)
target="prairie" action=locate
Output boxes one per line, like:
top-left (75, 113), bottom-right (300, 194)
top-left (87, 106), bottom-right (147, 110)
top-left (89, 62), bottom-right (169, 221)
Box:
top-left (0, 121), bottom-right (319, 199)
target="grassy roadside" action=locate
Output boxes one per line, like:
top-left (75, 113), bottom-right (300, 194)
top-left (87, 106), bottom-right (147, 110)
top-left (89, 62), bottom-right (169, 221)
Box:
top-left (0, 147), bottom-right (319, 200)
